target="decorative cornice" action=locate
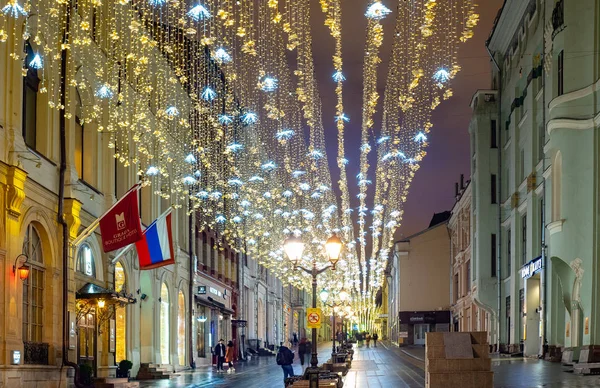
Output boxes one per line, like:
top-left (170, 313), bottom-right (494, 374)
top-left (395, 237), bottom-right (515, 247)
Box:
top-left (6, 166), bottom-right (27, 218)
top-left (547, 111), bottom-right (600, 135)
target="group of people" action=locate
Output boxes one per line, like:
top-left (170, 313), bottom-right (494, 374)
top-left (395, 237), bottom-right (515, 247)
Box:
top-left (213, 339), bottom-right (236, 373)
top-left (355, 331), bottom-right (378, 347)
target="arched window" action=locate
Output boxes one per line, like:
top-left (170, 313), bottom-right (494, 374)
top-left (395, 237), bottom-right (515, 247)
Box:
top-left (552, 151), bottom-right (562, 221)
top-left (23, 41), bottom-right (40, 150)
top-left (115, 262), bottom-right (127, 363)
top-left (160, 283), bottom-right (170, 364)
top-left (22, 224), bottom-right (44, 344)
top-left (177, 291), bottom-right (185, 366)
top-left (76, 244), bottom-right (96, 278)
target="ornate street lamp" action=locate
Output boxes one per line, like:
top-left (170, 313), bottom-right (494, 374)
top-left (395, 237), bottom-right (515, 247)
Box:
top-left (13, 254), bottom-right (29, 281)
top-left (283, 234), bottom-right (343, 388)
top-left (319, 288), bottom-right (350, 359)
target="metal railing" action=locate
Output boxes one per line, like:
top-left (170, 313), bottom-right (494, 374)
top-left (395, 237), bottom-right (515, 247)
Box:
top-left (23, 341), bottom-right (49, 365)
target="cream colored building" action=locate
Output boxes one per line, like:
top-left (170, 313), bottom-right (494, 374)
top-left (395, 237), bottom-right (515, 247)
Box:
top-left (391, 213), bottom-right (451, 346)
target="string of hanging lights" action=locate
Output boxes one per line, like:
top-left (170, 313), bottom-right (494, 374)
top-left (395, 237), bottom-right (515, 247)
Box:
top-left (0, 0), bottom-right (478, 318)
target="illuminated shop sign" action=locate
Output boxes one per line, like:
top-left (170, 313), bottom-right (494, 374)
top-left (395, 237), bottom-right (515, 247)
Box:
top-left (521, 257), bottom-right (543, 279)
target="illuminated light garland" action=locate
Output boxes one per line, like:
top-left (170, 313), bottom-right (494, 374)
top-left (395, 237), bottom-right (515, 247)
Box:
top-left (365, 2), bottom-right (391, 20)
top-left (146, 166), bottom-right (160, 176)
top-left (275, 129), bottom-right (295, 140)
top-left (335, 113), bottom-right (349, 122)
top-left (188, 4), bottom-right (211, 21)
top-left (214, 48), bottom-right (232, 63)
top-left (29, 53), bottom-right (43, 69)
top-left (1, 0), bottom-right (27, 17)
top-left (95, 85), bottom-right (114, 99)
top-left (201, 86), bottom-right (217, 101)
top-left (165, 106), bottom-right (180, 117)
top-left (218, 114), bottom-right (233, 125)
top-left (259, 76), bottom-right (278, 92)
top-left (226, 143), bottom-right (243, 152)
top-left (433, 68), bottom-right (451, 84)
top-left (184, 153), bottom-right (197, 164)
top-left (148, 0), bottom-right (166, 7)
top-left (332, 71), bottom-right (346, 82)
top-left (183, 176), bottom-right (197, 185)
top-left (241, 111), bottom-right (258, 124)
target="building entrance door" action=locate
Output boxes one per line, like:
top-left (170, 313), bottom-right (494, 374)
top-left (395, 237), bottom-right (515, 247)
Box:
top-left (414, 324), bottom-right (429, 345)
top-left (78, 311), bottom-right (96, 376)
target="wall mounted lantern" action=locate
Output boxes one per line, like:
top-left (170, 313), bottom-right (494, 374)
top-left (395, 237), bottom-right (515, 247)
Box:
top-left (13, 254), bottom-right (29, 281)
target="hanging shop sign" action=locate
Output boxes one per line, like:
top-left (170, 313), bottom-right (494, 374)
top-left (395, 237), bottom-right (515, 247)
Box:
top-left (197, 285), bottom-right (207, 295)
top-left (521, 256), bottom-right (543, 279)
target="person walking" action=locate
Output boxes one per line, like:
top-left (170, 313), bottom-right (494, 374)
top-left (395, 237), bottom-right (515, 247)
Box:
top-left (298, 338), bottom-right (307, 366)
top-left (214, 339), bottom-right (226, 373)
top-left (373, 332), bottom-right (379, 347)
top-left (366, 333), bottom-right (371, 348)
top-left (276, 342), bottom-right (295, 383)
top-left (225, 340), bottom-right (235, 373)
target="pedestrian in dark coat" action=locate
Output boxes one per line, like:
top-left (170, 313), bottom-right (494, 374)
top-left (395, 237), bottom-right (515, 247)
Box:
top-left (277, 342), bottom-right (295, 382)
top-left (214, 339), bottom-right (226, 373)
top-left (373, 333), bottom-right (379, 347)
top-left (298, 338), bottom-right (308, 366)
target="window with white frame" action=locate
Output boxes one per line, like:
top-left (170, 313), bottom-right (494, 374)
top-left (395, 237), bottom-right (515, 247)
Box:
top-left (22, 224), bottom-right (44, 344)
top-left (77, 244), bottom-right (96, 278)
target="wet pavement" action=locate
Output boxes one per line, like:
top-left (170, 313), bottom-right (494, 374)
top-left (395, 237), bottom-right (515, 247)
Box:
top-left (135, 341), bottom-right (600, 387)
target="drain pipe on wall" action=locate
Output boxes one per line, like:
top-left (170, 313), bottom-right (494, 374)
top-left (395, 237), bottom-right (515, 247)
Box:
top-left (540, 3), bottom-right (548, 357)
top-left (486, 43), bottom-right (502, 353)
top-left (58, 4), bottom-right (84, 386)
top-left (188, 201), bottom-right (195, 368)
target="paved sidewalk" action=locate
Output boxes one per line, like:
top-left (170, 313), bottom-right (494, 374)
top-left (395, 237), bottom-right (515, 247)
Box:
top-left (382, 341), bottom-right (600, 387)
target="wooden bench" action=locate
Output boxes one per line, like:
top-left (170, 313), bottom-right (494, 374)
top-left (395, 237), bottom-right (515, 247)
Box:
top-left (291, 379), bottom-right (340, 387)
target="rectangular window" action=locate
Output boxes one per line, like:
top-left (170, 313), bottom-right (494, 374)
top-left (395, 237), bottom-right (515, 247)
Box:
top-left (507, 228), bottom-right (512, 276)
top-left (520, 149), bottom-right (526, 182)
top-left (454, 273), bottom-right (459, 302)
top-left (506, 296), bottom-right (511, 343)
top-left (466, 261), bottom-right (471, 292)
top-left (491, 234), bottom-right (497, 277)
top-left (557, 50), bottom-right (564, 96)
top-left (522, 215), bottom-right (527, 265)
top-left (75, 119), bottom-right (83, 179)
top-left (491, 120), bottom-right (497, 148)
top-left (23, 78), bottom-right (38, 150)
top-left (491, 174), bottom-right (497, 204)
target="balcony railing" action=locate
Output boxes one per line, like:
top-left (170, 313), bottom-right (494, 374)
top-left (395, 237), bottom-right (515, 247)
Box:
top-left (24, 341), bottom-right (49, 365)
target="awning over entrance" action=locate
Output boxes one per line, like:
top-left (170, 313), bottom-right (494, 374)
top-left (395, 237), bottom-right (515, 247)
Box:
top-left (194, 294), bottom-right (235, 315)
top-left (76, 282), bottom-right (137, 305)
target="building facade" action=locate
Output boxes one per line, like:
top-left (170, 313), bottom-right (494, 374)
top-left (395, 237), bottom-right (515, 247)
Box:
top-left (467, 89), bottom-right (500, 349)
top-left (485, 0), bottom-right (600, 362)
top-left (390, 213), bottom-right (452, 346)
top-left (449, 178), bottom-right (477, 333)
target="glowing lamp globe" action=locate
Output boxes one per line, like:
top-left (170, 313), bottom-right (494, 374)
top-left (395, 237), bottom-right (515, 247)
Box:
top-left (325, 233), bottom-right (343, 269)
top-left (319, 289), bottom-right (329, 303)
top-left (339, 290), bottom-right (349, 302)
top-left (17, 265), bottom-right (29, 280)
top-left (97, 299), bottom-right (106, 309)
top-left (283, 235), bottom-right (304, 266)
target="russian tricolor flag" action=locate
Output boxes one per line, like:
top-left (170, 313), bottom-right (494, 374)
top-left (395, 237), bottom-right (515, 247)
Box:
top-left (136, 210), bottom-right (175, 270)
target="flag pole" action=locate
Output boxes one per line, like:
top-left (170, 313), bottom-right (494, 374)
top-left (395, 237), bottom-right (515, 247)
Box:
top-left (72, 183), bottom-right (142, 247)
top-left (109, 204), bottom-right (174, 265)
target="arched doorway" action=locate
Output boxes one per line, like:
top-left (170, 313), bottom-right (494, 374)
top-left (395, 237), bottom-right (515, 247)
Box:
top-left (160, 283), bottom-right (170, 364)
top-left (177, 291), bottom-right (185, 366)
top-left (114, 262), bottom-right (127, 363)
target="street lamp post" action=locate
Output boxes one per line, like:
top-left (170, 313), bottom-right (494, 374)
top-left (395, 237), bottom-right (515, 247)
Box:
top-left (283, 234), bottom-right (342, 388)
top-left (319, 288), bottom-right (349, 360)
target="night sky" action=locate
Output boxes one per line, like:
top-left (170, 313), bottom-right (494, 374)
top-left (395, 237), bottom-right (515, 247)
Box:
top-left (311, 0), bottom-right (504, 239)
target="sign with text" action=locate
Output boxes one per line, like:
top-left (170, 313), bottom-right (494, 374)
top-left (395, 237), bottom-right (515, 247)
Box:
top-left (306, 308), bottom-right (322, 329)
top-left (399, 331), bottom-right (409, 338)
top-left (197, 285), bottom-right (207, 295)
top-left (521, 256), bottom-right (543, 279)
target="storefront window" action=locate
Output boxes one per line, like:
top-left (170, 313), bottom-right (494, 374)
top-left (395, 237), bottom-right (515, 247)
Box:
top-left (177, 291), bottom-right (185, 366)
top-left (197, 306), bottom-right (206, 357)
top-left (114, 262), bottom-right (126, 363)
top-left (160, 283), bottom-right (170, 364)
